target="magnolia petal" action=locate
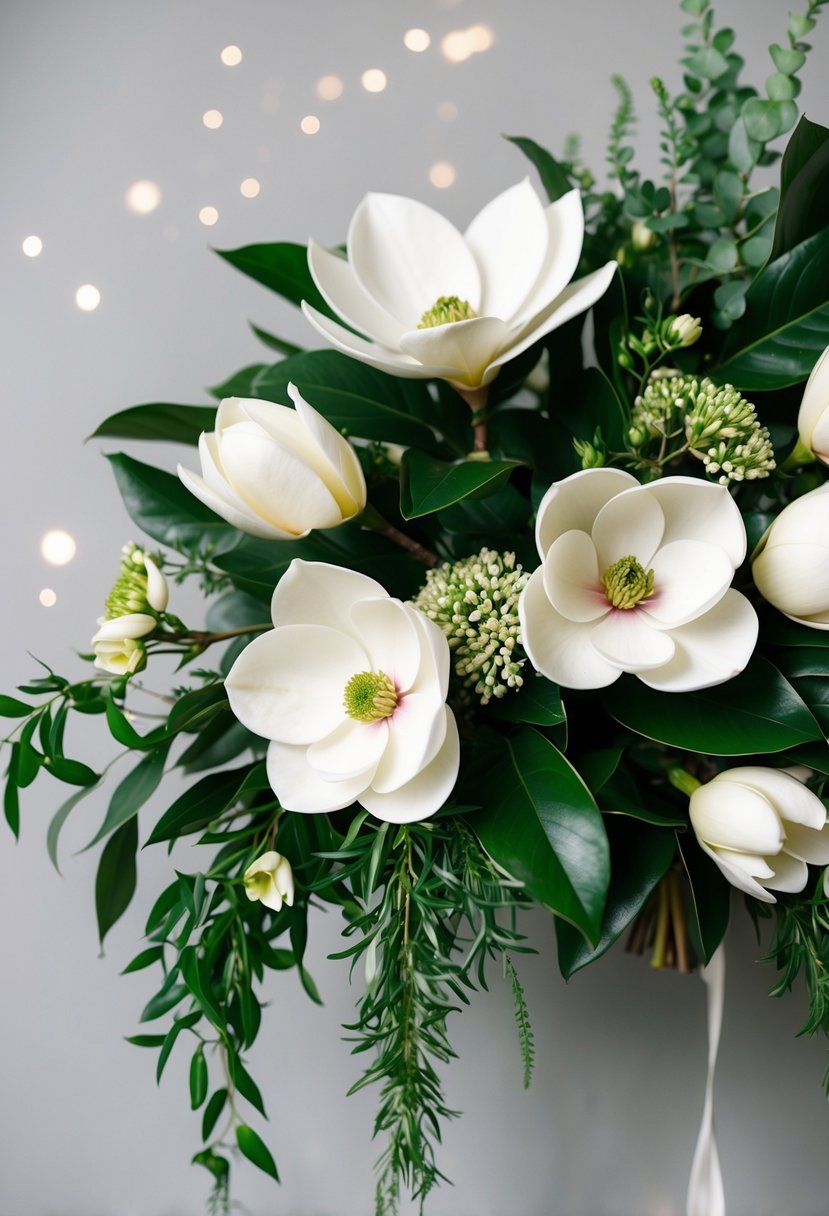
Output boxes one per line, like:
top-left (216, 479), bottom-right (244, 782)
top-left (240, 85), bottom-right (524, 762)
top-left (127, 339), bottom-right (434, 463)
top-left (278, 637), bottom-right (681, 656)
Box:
top-left (591, 484), bottom-right (665, 569)
top-left (643, 477), bottom-right (746, 568)
top-left (753, 540), bottom-right (829, 619)
top-left (219, 427), bottom-right (344, 534)
top-left (765, 850), bottom-right (809, 894)
top-left (754, 485), bottom-right (829, 546)
top-left (782, 820), bottom-right (829, 865)
top-left (485, 261), bottom-right (617, 376)
top-left (717, 767), bottom-right (826, 831)
top-left (644, 539), bottom-right (732, 628)
top-left (797, 344), bottom-right (829, 451)
top-left (301, 303), bottom-right (447, 379)
top-left (307, 239), bottom-right (407, 346)
top-left (91, 613), bottom-right (157, 641)
top-left (361, 708), bottom-right (460, 823)
top-left (541, 530), bottom-right (608, 623)
top-left (519, 567), bottom-right (621, 690)
top-left (307, 717), bottom-right (389, 780)
top-left (689, 781), bottom-right (784, 854)
top-left (271, 560), bottom-right (389, 635)
top-left (590, 610), bottom-right (675, 672)
top-left (144, 557), bottom-right (169, 613)
top-left (399, 316), bottom-right (511, 388)
top-left (266, 739), bottom-right (369, 814)
top-left (535, 467), bottom-right (639, 559)
top-left (406, 607), bottom-right (451, 701)
top-left (245, 850), bottom-right (283, 877)
top-left (288, 383), bottom-right (366, 514)
top-left (698, 839), bottom-right (777, 903)
top-left (464, 179), bottom-right (550, 322)
top-left (349, 596), bottom-right (423, 694)
top-left (348, 192), bottom-right (482, 328)
top-left (371, 690), bottom-right (448, 793)
top-left (177, 462), bottom-right (300, 540)
top-left (225, 623), bottom-right (367, 745)
top-left (508, 189), bottom-right (586, 328)
top-left (636, 589), bottom-right (758, 693)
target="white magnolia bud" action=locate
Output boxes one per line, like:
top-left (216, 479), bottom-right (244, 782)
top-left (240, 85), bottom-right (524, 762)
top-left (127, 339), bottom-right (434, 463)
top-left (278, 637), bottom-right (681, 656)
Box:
top-left (796, 345), bottom-right (829, 463)
top-left (752, 485), bottom-right (829, 629)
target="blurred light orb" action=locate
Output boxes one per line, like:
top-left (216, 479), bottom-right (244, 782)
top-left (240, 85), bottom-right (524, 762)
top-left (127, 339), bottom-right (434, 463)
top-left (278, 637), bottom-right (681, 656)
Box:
top-left (202, 109), bottom-right (224, 129)
top-left (316, 74), bottom-right (343, 101)
top-left (437, 101), bottom-right (459, 122)
top-left (404, 28), bottom-right (431, 52)
top-left (39, 588), bottom-right (57, 608)
top-left (361, 68), bottom-right (387, 93)
top-left (441, 24), bottom-right (495, 62)
top-left (429, 162), bottom-right (456, 189)
top-left (198, 206), bottom-right (219, 226)
top-left (240, 178), bottom-right (261, 198)
top-left (75, 284), bottom-right (101, 311)
top-left (220, 45), bottom-right (243, 66)
top-left (125, 180), bottom-right (162, 214)
top-left (40, 530), bottom-right (76, 566)
top-left (22, 235), bottom-right (43, 258)
top-left (300, 115), bottom-right (321, 135)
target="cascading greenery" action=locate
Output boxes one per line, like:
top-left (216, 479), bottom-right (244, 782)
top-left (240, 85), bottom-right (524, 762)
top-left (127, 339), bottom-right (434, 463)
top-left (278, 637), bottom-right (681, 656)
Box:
top-left (5, 2), bottom-right (829, 1212)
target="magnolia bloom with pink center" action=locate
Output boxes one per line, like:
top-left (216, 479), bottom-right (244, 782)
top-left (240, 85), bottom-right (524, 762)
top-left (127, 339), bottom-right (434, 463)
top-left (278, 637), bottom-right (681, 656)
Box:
top-left (689, 767), bottom-right (829, 903)
top-left (518, 469), bottom-right (758, 692)
top-left (224, 560), bottom-right (459, 824)
top-left (301, 179), bottom-right (616, 391)
top-left (796, 345), bottom-right (829, 463)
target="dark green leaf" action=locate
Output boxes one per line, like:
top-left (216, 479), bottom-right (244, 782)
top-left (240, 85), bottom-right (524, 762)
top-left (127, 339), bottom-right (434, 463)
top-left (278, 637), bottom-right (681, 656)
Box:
top-left (487, 675), bottom-right (565, 725)
top-left (249, 322), bottom-right (302, 357)
top-left (156, 1010), bottom-right (201, 1079)
top-left (145, 763), bottom-right (264, 846)
top-left (437, 483), bottom-right (531, 536)
top-left (0, 695), bottom-right (34, 717)
top-left (47, 784), bottom-right (100, 872)
top-left (466, 728), bottom-right (609, 943)
top-left (215, 241), bottom-right (333, 318)
top-left (201, 1088), bottom-right (228, 1141)
top-left (16, 718), bottom-right (42, 787)
top-left (95, 816), bottom-right (138, 946)
top-left (190, 1045), bottom-right (208, 1109)
top-left (713, 228), bottom-right (829, 390)
top-left (166, 683), bottom-right (229, 734)
top-left (400, 449), bottom-right (520, 519)
top-left (43, 755), bottom-right (99, 787)
top-left (140, 983), bottom-right (189, 1024)
top-left (121, 945), bottom-right (164, 975)
top-left (89, 404), bottom-right (216, 445)
top-left (504, 134), bottom-right (572, 201)
top-left (85, 743), bottom-right (171, 850)
top-left (771, 116), bottom-right (829, 260)
top-left (556, 818), bottom-right (676, 978)
top-left (236, 1124), bottom-right (279, 1182)
top-left (4, 759), bottom-right (20, 838)
top-left (677, 832), bottom-right (730, 963)
top-left (228, 1054), bottom-right (267, 1117)
top-left (107, 453), bottom-right (241, 556)
top-left (124, 1034), bottom-right (166, 1048)
top-left (601, 658), bottom-right (822, 755)
top-left (179, 947), bottom-right (226, 1030)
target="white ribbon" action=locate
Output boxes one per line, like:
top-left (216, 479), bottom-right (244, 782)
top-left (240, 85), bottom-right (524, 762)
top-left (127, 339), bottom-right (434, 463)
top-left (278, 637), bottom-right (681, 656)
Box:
top-left (686, 942), bottom-right (726, 1216)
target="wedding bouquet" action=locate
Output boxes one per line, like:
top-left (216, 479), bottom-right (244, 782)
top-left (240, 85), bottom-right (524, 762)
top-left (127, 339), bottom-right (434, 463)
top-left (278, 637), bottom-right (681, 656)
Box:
top-left (5, 1), bottom-right (829, 1210)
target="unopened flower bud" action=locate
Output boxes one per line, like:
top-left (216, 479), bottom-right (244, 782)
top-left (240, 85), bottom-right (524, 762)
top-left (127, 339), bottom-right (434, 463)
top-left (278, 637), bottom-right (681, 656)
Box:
top-left (631, 220), bottom-right (657, 252)
top-left (666, 314), bottom-right (702, 348)
top-left (243, 851), bottom-right (295, 913)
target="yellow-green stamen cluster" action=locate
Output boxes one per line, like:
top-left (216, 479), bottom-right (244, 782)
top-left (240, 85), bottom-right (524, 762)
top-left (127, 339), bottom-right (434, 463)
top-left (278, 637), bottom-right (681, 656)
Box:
top-left (630, 373), bottom-right (776, 485)
top-left (602, 555), bottom-right (654, 609)
top-left (418, 295), bottom-right (478, 329)
top-left (343, 670), bottom-right (398, 723)
top-left (104, 543), bottom-right (157, 620)
top-left (412, 549), bottom-right (528, 705)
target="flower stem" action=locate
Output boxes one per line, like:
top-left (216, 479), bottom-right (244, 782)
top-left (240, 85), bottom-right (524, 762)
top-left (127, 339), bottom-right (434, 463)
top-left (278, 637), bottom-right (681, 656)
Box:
top-left (667, 764), bottom-right (701, 798)
top-left (456, 386), bottom-right (489, 454)
top-left (360, 503), bottom-right (441, 568)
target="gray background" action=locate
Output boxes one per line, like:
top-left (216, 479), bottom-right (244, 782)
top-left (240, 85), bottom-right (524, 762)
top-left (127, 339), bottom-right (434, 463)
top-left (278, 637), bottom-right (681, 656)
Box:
top-left (2, 2), bottom-right (828, 1213)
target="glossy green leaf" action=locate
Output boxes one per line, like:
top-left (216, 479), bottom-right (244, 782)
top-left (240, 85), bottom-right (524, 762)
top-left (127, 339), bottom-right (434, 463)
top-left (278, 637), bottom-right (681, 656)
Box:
top-left (771, 116), bottom-right (829, 260)
top-left (107, 453), bottom-right (241, 556)
top-left (179, 946), bottom-right (226, 1029)
top-left (89, 404), bottom-right (216, 445)
top-left (504, 134), bottom-right (572, 201)
top-left (249, 322), bottom-right (302, 357)
top-left (555, 818), bottom-right (676, 978)
top-left (166, 683), bottom-right (229, 734)
top-left (437, 482), bottom-right (531, 536)
top-left (236, 1124), bottom-right (279, 1182)
top-left (215, 241), bottom-right (333, 318)
top-left (713, 228), bottom-right (829, 389)
top-left (601, 658), bottom-right (822, 755)
top-left (145, 763), bottom-right (263, 846)
top-left (124, 1034), bottom-right (166, 1048)
top-left (95, 816), bottom-right (138, 947)
top-left (140, 983), bottom-right (189, 1025)
top-left (85, 743), bottom-right (171, 850)
top-left (155, 1010), bottom-right (201, 1077)
top-left (228, 1053), bottom-right (267, 1117)
top-left (467, 728), bottom-right (609, 943)
top-left (4, 759), bottom-right (20, 838)
top-left (0, 695), bottom-right (34, 717)
top-left (486, 675), bottom-right (565, 725)
top-left (190, 1045), bottom-right (208, 1110)
top-left (121, 945), bottom-right (164, 975)
top-left (400, 449), bottom-right (520, 519)
top-left (201, 1088), bottom-right (228, 1141)
top-left (43, 755), bottom-right (99, 787)
top-left (677, 832), bottom-right (730, 963)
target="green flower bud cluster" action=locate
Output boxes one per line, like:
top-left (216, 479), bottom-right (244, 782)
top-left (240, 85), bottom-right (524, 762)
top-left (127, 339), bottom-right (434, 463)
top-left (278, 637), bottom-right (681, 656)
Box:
top-left (105, 543), bottom-right (158, 620)
top-left (413, 548), bottom-right (529, 705)
top-left (630, 373), bottom-right (776, 485)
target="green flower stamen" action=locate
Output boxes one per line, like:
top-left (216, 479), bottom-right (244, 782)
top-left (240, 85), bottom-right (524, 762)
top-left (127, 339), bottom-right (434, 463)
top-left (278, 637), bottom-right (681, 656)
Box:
top-left (343, 670), bottom-right (398, 723)
top-left (244, 871), bottom-right (271, 898)
top-left (105, 543), bottom-right (155, 619)
top-left (602, 555), bottom-right (654, 609)
top-left (418, 295), bottom-right (478, 329)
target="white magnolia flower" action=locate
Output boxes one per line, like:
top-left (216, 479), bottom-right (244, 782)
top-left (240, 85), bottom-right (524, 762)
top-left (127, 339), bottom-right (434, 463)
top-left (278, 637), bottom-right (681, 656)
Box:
top-left (178, 385), bottom-right (366, 540)
top-left (225, 560), bottom-right (460, 824)
top-left (243, 851), bottom-right (295, 912)
top-left (302, 179), bottom-right (616, 391)
top-left (518, 469), bottom-right (758, 692)
top-left (752, 484), bottom-right (829, 629)
top-left (91, 632), bottom-right (147, 676)
top-left (689, 767), bottom-right (829, 903)
top-left (796, 345), bottom-right (829, 463)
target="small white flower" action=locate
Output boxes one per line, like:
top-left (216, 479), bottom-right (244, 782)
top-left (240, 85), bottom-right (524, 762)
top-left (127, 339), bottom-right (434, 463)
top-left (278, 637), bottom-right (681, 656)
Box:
top-left (668, 314), bottom-right (702, 348)
top-left (243, 851), bottom-right (295, 912)
top-left (178, 385), bottom-right (367, 540)
top-left (91, 634), bottom-right (147, 676)
top-left (796, 345), bottom-right (829, 463)
top-left (689, 767), bottom-right (829, 903)
top-left (302, 180), bottom-right (616, 391)
top-left (752, 484), bottom-right (829, 630)
top-left (225, 561), bottom-right (460, 824)
top-left (518, 469), bottom-right (758, 692)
